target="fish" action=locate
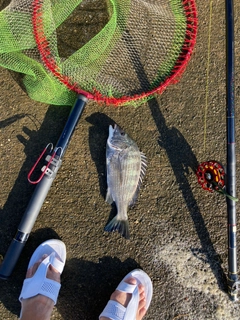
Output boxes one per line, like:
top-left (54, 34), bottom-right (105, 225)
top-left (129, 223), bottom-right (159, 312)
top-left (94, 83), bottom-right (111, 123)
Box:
top-left (104, 124), bottom-right (147, 239)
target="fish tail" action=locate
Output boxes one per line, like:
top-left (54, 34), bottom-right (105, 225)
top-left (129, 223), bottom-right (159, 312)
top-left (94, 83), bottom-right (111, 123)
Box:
top-left (104, 216), bottom-right (130, 239)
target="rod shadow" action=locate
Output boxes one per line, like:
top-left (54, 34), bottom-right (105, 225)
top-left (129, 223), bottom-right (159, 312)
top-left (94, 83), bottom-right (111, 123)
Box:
top-left (0, 98), bottom-right (70, 316)
top-left (0, 104), bottom-right (70, 255)
top-left (122, 29), bottom-right (227, 291)
top-left (0, 114), bottom-right (25, 128)
top-left (149, 98), bottom-right (227, 291)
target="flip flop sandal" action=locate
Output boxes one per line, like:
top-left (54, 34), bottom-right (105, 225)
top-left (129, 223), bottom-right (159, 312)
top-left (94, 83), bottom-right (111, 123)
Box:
top-left (99, 269), bottom-right (153, 320)
top-left (19, 239), bottom-right (66, 306)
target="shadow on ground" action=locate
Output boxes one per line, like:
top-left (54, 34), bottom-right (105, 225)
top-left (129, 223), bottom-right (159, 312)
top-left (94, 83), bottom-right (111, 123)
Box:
top-left (122, 27), bottom-right (227, 292)
top-left (0, 114), bottom-right (25, 128)
top-left (0, 105), bottom-right (70, 255)
top-left (86, 99), bottom-right (227, 293)
top-left (0, 228), bottom-right (62, 316)
top-left (148, 98), bottom-right (227, 292)
top-left (0, 102), bottom-right (228, 319)
top-left (0, 227), bottom-right (141, 319)
top-left (86, 112), bottom-right (114, 199)
top-left (86, 112), bottom-right (123, 228)
top-left (58, 256), bottom-right (141, 320)
top-left (0, 98), bottom-right (227, 318)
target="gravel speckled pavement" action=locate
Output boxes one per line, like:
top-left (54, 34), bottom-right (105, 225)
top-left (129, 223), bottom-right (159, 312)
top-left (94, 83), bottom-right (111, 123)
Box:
top-left (1, 0), bottom-right (240, 319)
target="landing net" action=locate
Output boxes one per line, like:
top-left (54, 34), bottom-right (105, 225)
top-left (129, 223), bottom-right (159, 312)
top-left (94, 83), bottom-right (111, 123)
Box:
top-left (0, 0), bottom-right (197, 106)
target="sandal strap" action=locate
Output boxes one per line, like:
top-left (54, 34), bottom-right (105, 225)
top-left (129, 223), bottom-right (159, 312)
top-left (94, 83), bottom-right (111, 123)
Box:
top-left (117, 281), bottom-right (137, 293)
top-left (99, 269), bottom-right (153, 320)
top-left (99, 300), bottom-right (126, 320)
top-left (19, 253), bottom-right (62, 305)
top-left (20, 277), bottom-right (61, 304)
top-left (99, 282), bottom-right (139, 320)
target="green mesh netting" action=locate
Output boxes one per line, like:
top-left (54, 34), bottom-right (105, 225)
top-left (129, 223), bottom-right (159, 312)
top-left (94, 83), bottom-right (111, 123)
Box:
top-left (0, 0), bottom-right (197, 106)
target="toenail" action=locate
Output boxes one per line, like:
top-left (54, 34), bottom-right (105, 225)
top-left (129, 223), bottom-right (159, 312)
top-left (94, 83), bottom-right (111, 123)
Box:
top-left (128, 277), bottom-right (137, 285)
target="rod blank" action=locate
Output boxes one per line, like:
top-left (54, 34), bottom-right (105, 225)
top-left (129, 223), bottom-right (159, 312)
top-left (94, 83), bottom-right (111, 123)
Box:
top-left (226, 0), bottom-right (239, 301)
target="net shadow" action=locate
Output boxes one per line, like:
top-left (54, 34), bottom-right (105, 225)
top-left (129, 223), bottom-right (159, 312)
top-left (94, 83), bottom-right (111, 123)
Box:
top-left (150, 98), bottom-right (227, 292)
top-left (0, 0), bottom-right (10, 10)
top-left (123, 29), bottom-right (227, 292)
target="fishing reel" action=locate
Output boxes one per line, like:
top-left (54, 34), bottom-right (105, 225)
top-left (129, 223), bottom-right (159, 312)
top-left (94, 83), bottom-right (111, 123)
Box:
top-left (196, 160), bottom-right (225, 192)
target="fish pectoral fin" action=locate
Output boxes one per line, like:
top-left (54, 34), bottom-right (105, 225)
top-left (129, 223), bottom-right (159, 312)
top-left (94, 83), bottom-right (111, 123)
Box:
top-left (105, 188), bottom-right (114, 204)
top-left (128, 152), bottom-right (147, 207)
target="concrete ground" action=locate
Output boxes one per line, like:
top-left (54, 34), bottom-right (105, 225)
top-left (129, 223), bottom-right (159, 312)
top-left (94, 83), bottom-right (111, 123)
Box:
top-left (1, 0), bottom-right (240, 319)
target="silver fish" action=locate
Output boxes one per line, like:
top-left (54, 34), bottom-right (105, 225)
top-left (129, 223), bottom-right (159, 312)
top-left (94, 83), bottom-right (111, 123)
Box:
top-left (105, 124), bottom-right (147, 239)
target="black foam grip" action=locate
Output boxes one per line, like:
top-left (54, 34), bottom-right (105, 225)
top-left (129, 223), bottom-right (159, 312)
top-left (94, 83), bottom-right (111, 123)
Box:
top-left (0, 239), bottom-right (26, 279)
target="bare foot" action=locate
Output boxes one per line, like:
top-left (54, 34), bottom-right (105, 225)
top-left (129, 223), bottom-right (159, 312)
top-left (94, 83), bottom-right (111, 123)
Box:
top-left (20, 254), bottom-right (61, 320)
top-left (100, 277), bottom-right (147, 320)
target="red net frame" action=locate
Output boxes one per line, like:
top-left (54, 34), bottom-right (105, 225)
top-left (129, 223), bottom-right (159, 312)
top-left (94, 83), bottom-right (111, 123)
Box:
top-left (32, 0), bottom-right (198, 106)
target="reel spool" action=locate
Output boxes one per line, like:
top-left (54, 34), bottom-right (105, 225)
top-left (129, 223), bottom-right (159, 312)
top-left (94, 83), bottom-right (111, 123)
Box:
top-left (196, 160), bottom-right (225, 193)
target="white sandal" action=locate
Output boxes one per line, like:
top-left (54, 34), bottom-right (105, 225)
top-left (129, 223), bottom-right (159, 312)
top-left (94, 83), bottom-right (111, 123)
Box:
top-left (19, 239), bottom-right (66, 305)
top-left (99, 269), bottom-right (153, 320)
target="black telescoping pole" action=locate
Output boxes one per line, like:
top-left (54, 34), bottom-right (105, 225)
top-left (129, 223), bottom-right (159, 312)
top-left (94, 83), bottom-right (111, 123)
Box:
top-left (226, 0), bottom-right (239, 301)
top-left (0, 95), bottom-right (87, 279)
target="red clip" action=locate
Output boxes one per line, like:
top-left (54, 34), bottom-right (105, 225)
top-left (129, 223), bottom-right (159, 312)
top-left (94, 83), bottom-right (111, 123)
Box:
top-left (28, 143), bottom-right (54, 184)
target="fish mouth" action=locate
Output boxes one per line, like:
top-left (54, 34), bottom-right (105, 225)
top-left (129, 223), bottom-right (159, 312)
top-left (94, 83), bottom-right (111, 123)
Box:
top-left (107, 125), bottom-right (115, 148)
top-left (108, 124), bottom-right (116, 140)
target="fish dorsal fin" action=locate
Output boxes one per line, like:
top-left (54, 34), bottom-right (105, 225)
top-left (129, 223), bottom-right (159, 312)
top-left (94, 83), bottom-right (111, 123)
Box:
top-left (129, 152), bottom-right (147, 207)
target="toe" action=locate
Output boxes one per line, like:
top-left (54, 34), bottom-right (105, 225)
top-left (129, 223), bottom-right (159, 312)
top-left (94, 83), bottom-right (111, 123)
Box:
top-left (26, 255), bottom-right (47, 279)
top-left (25, 254), bottom-right (61, 283)
top-left (127, 277), bottom-right (137, 285)
top-left (110, 277), bottom-right (137, 307)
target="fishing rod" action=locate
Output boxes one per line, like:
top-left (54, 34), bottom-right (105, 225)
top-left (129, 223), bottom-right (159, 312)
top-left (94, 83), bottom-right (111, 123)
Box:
top-left (196, 0), bottom-right (239, 301)
top-left (0, 95), bottom-right (87, 279)
top-left (225, 0), bottom-right (239, 301)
